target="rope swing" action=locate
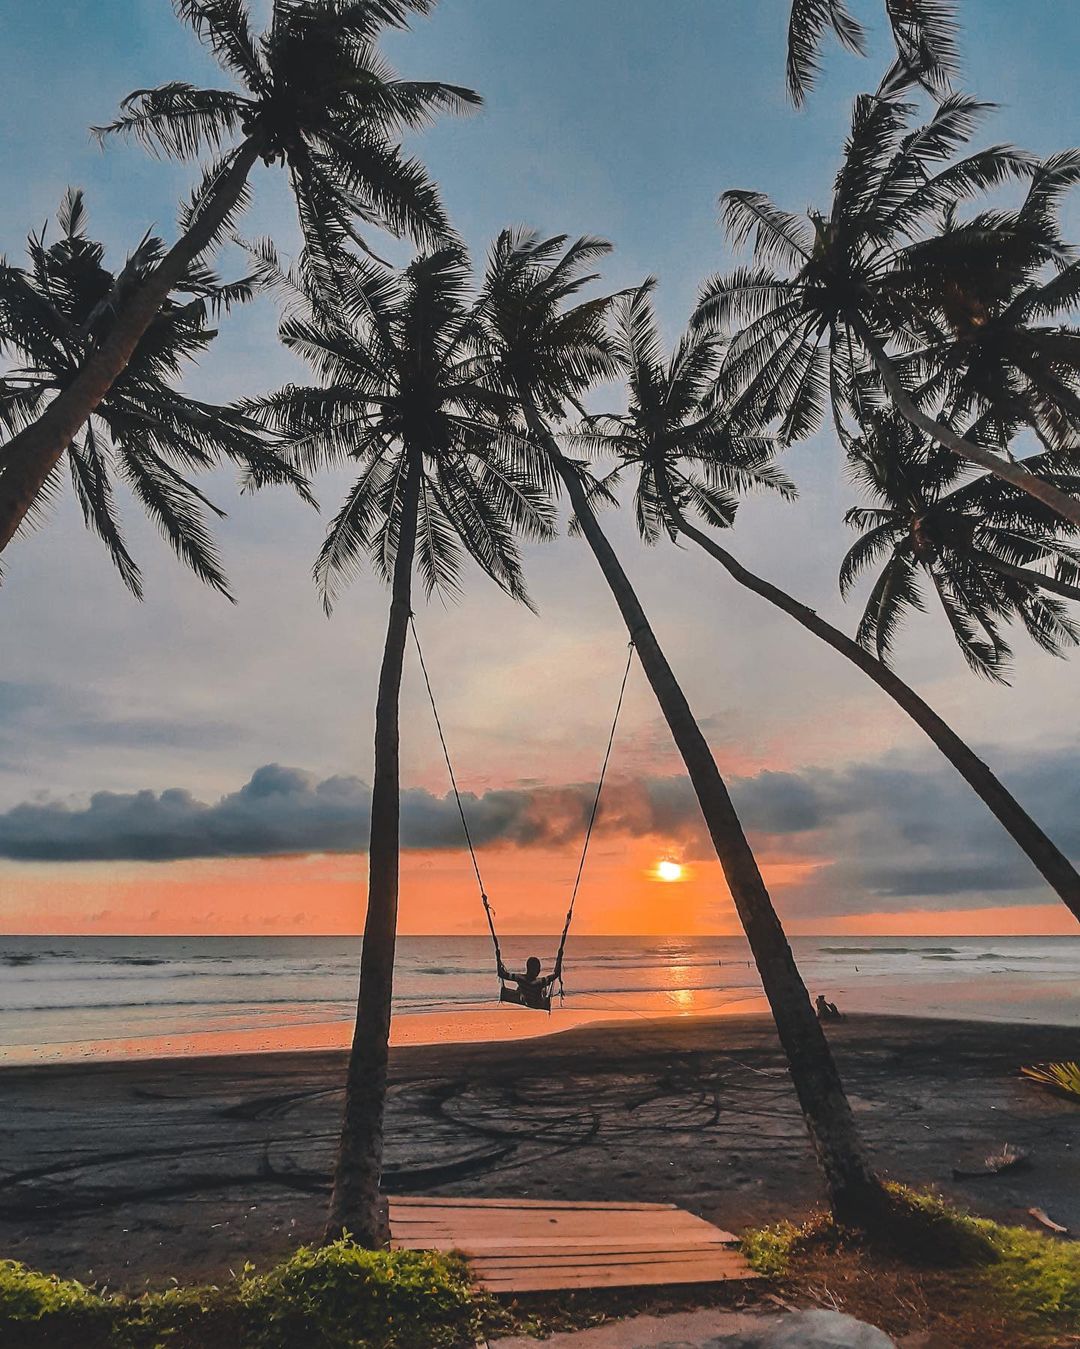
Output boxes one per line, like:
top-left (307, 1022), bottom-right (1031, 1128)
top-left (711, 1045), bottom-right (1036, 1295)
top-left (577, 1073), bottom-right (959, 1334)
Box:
top-left (410, 616), bottom-right (636, 1008)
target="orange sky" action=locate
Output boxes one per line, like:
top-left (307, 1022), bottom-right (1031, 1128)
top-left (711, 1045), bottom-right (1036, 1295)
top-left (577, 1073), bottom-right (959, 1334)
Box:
top-left (5, 841), bottom-right (1075, 937)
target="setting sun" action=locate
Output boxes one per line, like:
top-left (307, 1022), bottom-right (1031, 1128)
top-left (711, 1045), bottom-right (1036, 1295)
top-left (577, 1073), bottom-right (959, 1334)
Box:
top-left (656, 859), bottom-right (683, 882)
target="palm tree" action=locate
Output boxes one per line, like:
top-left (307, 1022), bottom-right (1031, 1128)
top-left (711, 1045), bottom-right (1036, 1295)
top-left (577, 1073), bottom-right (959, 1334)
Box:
top-left (699, 91), bottom-right (1080, 529)
top-left (249, 243), bottom-right (553, 1247)
top-left (0, 0), bottom-right (478, 558)
top-left (0, 189), bottom-right (301, 595)
top-left (583, 285), bottom-right (1080, 925)
top-left (477, 229), bottom-right (886, 1226)
top-left (786, 0), bottom-right (959, 106)
top-left (897, 153), bottom-right (1080, 454)
top-left (842, 413), bottom-right (1080, 677)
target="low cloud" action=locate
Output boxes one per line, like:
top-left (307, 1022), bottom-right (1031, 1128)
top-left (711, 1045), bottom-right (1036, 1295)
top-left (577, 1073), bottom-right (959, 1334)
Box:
top-left (1, 748), bottom-right (1078, 916)
top-left (0, 764), bottom-right (691, 862)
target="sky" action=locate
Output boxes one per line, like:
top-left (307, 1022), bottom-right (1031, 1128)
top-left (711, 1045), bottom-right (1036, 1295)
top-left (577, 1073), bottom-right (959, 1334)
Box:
top-left (2, 0), bottom-right (1079, 938)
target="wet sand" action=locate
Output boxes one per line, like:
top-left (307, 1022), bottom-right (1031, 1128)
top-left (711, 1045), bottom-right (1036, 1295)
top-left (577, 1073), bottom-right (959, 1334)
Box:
top-left (1, 1013), bottom-right (1078, 1290)
top-left (0, 1003), bottom-right (649, 1065)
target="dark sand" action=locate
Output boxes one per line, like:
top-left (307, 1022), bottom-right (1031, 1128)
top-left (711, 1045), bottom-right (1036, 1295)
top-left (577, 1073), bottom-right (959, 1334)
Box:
top-left (1, 1014), bottom-right (1078, 1289)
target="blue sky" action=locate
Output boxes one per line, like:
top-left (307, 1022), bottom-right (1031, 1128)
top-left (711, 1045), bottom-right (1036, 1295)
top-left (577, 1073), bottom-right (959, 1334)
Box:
top-left (2, 1), bottom-right (1080, 934)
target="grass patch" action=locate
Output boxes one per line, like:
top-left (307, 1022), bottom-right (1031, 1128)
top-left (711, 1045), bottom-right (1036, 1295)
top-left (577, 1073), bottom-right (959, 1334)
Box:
top-left (892, 1189), bottom-right (1080, 1323)
top-left (0, 1244), bottom-right (484, 1349)
top-left (741, 1186), bottom-right (1080, 1347)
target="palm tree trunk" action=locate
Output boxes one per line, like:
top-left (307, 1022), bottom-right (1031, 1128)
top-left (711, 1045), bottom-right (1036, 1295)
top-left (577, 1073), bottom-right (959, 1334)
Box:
top-left (654, 473), bottom-right (1080, 925)
top-left (852, 315), bottom-right (1080, 530)
top-left (325, 454), bottom-right (422, 1248)
top-left (0, 138), bottom-right (261, 555)
top-left (524, 402), bottom-right (884, 1225)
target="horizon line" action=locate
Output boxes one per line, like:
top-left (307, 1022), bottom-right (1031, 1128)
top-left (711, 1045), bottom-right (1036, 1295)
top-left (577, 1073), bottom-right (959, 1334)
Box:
top-left (3, 931), bottom-right (1076, 940)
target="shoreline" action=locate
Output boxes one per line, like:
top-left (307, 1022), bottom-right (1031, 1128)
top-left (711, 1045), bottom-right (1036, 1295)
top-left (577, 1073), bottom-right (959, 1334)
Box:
top-left (3, 1012), bottom-right (1079, 1290)
top-left (0, 996), bottom-right (776, 1067)
top-left (7, 988), bottom-right (1080, 1068)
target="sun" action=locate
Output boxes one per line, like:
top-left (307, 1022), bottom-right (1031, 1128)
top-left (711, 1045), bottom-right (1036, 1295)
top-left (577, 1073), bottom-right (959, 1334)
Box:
top-left (656, 859), bottom-right (683, 883)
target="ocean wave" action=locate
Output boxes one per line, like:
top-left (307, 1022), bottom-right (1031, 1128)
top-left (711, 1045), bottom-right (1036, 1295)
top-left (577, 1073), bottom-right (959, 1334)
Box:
top-left (975, 952), bottom-right (1044, 961)
top-left (817, 946), bottom-right (960, 955)
top-left (12, 994), bottom-right (353, 1014)
top-left (923, 951), bottom-right (1044, 963)
top-left (4, 967), bottom-right (317, 985)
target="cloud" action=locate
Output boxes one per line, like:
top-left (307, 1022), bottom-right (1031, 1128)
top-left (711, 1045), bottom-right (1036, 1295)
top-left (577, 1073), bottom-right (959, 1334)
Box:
top-left (0, 747), bottom-right (1078, 921)
top-left (771, 751), bottom-right (1080, 914)
top-left (0, 764), bottom-right (666, 862)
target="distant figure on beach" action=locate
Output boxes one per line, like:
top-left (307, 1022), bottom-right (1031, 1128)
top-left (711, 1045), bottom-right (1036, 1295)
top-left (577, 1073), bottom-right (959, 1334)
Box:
top-left (499, 956), bottom-right (560, 1011)
top-left (815, 994), bottom-right (844, 1022)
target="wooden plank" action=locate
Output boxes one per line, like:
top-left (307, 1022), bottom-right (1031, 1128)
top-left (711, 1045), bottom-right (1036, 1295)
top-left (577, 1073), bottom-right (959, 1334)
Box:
top-left (391, 1237), bottom-right (738, 1254)
top-left (388, 1194), bottom-right (754, 1293)
top-left (391, 1209), bottom-right (721, 1231)
top-left (392, 1228), bottom-right (736, 1247)
top-left (388, 1196), bottom-right (676, 1211)
top-left (390, 1225), bottom-right (717, 1241)
top-left (476, 1261), bottom-right (759, 1292)
top-left (470, 1250), bottom-right (749, 1270)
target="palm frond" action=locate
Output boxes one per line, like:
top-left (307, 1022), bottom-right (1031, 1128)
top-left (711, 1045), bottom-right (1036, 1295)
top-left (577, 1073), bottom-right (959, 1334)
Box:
top-left (1021, 1061), bottom-right (1080, 1102)
top-left (787, 0), bottom-right (865, 107)
top-left (69, 425), bottom-right (143, 598)
top-left (786, 0), bottom-right (958, 106)
top-left (93, 83), bottom-right (248, 159)
top-left (174, 0), bottom-right (267, 88)
top-left (119, 447), bottom-right (233, 598)
top-left (720, 191), bottom-right (811, 269)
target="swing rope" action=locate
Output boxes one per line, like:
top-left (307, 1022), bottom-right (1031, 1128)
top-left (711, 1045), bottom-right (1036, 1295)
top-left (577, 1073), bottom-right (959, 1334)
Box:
top-left (410, 616), bottom-right (636, 993)
top-left (409, 617), bottom-right (502, 973)
top-left (551, 638), bottom-right (636, 996)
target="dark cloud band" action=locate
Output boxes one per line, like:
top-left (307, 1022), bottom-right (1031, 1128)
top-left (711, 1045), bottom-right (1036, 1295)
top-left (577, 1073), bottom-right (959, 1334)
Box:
top-left (1, 751), bottom-right (1077, 915)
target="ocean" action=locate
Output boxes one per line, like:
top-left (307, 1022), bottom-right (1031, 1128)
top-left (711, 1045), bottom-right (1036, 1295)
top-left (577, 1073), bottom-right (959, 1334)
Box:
top-left (1, 934), bottom-right (1078, 1064)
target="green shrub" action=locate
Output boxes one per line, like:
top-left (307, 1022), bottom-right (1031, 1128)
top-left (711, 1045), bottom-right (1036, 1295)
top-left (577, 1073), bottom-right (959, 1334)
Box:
top-left (740, 1221), bottom-right (802, 1277)
top-left (0, 1245), bottom-right (483, 1348)
top-left (237, 1242), bottom-right (481, 1348)
top-left (0, 1260), bottom-right (107, 1323)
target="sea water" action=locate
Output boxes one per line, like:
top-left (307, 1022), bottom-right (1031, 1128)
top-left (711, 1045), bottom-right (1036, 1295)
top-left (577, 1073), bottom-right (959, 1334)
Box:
top-left (1, 934), bottom-right (1077, 1062)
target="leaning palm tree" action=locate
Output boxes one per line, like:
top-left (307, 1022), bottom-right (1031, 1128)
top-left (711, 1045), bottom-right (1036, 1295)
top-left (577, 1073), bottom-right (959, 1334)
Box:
top-left (0, 0), bottom-right (478, 558)
top-left (842, 413), bottom-right (1080, 677)
top-left (786, 0), bottom-right (958, 106)
top-left (0, 189), bottom-right (301, 595)
top-left (477, 229), bottom-right (886, 1226)
top-left (584, 285), bottom-right (1080, 925)
top-left (699, 91), bottom-right (1080, 529)
top-left (249, 243), bottom-right (553, 1247)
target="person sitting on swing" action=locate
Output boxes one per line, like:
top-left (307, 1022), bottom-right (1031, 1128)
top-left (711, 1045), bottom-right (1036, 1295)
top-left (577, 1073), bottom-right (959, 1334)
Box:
top-left (498, 955), bottom-right (561, 1011)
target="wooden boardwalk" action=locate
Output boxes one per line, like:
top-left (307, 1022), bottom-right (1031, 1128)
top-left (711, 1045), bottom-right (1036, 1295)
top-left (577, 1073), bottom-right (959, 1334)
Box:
top-left (389, 1197), bottom-right (758, 1293)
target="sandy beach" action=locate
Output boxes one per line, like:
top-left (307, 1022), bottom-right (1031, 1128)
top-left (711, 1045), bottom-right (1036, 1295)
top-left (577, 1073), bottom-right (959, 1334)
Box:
top-left (2, 1012), bottom-right (1078, 1291)
top-left (0, 1003), bottom-right (660, 1065)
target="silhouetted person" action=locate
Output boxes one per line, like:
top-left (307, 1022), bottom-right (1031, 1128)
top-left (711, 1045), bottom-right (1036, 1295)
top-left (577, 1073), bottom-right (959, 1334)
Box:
top-left (815, 994), bottom-right (844, 1022)
top-left (499, 955), bottom-right (560, 1011)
